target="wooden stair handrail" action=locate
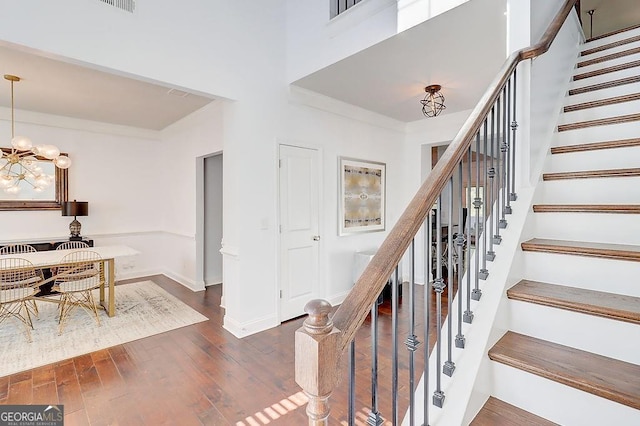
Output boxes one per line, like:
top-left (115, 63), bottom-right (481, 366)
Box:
top-left (331, 0), bottom-right (579, 355)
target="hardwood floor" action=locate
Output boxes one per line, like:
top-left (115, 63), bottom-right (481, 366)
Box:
top-left (0, 274), bottom-right (453, 425)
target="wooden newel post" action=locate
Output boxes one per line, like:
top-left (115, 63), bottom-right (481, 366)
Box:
top-left (295, 299), bottom-right (341, 425)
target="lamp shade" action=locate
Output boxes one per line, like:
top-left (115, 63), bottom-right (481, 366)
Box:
top-left (61, 200), bottom-right (89, 217)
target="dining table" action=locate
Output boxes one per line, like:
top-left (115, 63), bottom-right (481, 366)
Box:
top-left (0, 245), bottom-right (139, 317)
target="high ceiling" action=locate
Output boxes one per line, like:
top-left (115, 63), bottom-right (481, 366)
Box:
top-left (0, 1), bottom-right (635, 129)
top-left (293, 0), bottom-right (507, 123)
top-left (0, 43), bottom-right (214, 131)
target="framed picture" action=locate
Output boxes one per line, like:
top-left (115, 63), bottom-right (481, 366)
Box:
top-left (339, 157), bottom-right (386, 235)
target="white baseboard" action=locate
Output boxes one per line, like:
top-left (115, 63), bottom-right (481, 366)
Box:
top-left (223, 314), bottom-right (279, 339)
top-left (161, 269), bottom-right (205, 292)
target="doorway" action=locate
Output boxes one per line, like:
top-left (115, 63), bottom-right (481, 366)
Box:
top-left (198, 153), bottom-right (223, 289)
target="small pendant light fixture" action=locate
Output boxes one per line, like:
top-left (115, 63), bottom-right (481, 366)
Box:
top-left (420, 84), bottom-right (446, 118)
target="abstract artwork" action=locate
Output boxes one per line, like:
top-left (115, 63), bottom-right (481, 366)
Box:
top-left (339, 157), bottom-right (386, 235)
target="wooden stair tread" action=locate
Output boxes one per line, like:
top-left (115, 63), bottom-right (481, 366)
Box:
top-left (586, 23), bottom-right (640, 43)
top-left (569, 75), bottom-right (640, 95)
top-left (543, 168), bottom-right (640, 180)
top-left (578, 46), bottom-right (640, 68)
top-left (470, 396), bottom-right (557, 426)
top-left (573, 59), bottom-right (640, 81)
top-left (521, 238), bottom-right (640, 262)
top-left (557, 113), bottom-right (640, 132)
top-left (489, 332), bottom-right (640, 410)
top-left (551, 138), bottom-right (640, 154)
top-left (508, 280), bottom-right (640, 324)
top-left (532, 204), bottom-right (640, 214)
top-left (582, 34), bottom-right (640, 56)
top-left (564, 93), bottom-right (640, 112)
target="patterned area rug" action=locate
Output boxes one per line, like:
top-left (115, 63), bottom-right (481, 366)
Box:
top-left (0, 281), bottom-right (208, 378)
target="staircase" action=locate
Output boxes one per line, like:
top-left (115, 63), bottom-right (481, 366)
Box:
top-left (472, 25), bottom-right (640, 424)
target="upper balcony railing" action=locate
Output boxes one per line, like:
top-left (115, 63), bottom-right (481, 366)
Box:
top-left (330, 0), bottom-right (364, 19)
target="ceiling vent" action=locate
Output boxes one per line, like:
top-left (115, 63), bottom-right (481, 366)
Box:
top-left (98, 0), bottom-right (135, 13)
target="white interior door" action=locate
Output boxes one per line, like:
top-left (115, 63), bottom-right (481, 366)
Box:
top-left (279, 144), bottom-right (320, 321)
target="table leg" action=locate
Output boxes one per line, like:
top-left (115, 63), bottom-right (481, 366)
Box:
top-left (108, 259), bottom-right (115, 317)
top-left (99, 260), bottom-right (106, 305)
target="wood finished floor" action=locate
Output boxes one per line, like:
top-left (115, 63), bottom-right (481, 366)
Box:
top-left (0, 274), bottom-right (453, 425)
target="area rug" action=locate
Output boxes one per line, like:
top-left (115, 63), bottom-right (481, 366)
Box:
top-left (0, 280), bottom-right (208, 378)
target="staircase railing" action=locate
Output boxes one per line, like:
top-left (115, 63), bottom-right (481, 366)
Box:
top-left (295, 1), bottom-right (579, 424)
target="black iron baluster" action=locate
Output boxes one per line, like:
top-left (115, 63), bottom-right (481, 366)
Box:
top-left (505, 77), bottom-right (513, 216)
top-left (511, 68), bottom-right (518, 202)
top-left (455, 162), bottom-right (466, 348)
top-left (432, 198), bottom-right (445, 408)
top-left (499, 84), bottom-right (508, 229)
top-left (493, 92), bottom-right (503, 245)
top-left (392, 265), bottom-right (399, 425)
top-left (463, 146), bottom-right (474, 324)
top-left (471, 132), bottom-right (482, 302)
top-left (444, 178), bottom-right (455, 377)
top-left (367, 300), bottom-right (383, 426)
top-left (479, 117), bottom-right (489, 281)
top-left (406, 240), bottom-right (419, 426)
top-left (487, 105), bottom-right (496, 261)
top-left (423, 213), bottom-right (431, 426)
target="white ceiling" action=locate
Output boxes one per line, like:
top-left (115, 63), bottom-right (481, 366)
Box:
top-left (0, 1), bottom-right (635, 129)
top-left (293, 0), bottom-right (507, 123)
top-left (0, 44), bottom-right (215, 131)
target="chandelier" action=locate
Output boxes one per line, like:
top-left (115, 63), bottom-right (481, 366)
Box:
top-left (420, 84), bottom-right (446, 118)
top-left (0, 74), bottom-right (71, 194)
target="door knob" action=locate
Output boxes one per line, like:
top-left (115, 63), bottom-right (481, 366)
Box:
top-left (312, 235), bottom-right (321, 241)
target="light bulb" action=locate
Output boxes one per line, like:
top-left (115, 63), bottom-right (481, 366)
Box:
top-left (54, 155), bottom-right (71, 169)
top-left (5, 185), bottom-right (20, 194)
top-left (41, 145), bottom-right (60, 160)
top-left (11, 135), bottom-right (33, 151)
top-left (35, 175), bottom-right (50, 187)
top-left (0, 175), bottom-right (14, 188)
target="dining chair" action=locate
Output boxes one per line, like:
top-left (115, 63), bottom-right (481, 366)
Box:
top-left (0, 258), bottom-right (43, 342)
top-left (0, 244), bottom-right (42, 316)
top-left (54, 250), bottom-right (104, 334)
top-left (56, 241), bottom-right (90, 250)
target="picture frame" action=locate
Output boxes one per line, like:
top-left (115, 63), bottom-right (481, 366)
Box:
top-left (338, 157), bottom-right (386, 235)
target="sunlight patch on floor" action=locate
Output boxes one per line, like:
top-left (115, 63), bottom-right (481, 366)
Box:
top-left (235, 391), bottom-right (308, 425)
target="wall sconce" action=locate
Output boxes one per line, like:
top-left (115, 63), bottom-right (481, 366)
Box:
top-left (61, 200), bottom-right (89, 241)
top-left (420, 84), bottom-right (446, 118)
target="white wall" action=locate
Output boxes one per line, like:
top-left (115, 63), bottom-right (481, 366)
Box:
top-left (528, 7), bottom-right (583, 184)
top-left (286, 0), bottom-right (473, 84)
top-left (159, 101), bottom-right (225, 290)
top-left (284, 88), bottom-right (407, 304)
top-left (0, 112), bottom-right (165, 279)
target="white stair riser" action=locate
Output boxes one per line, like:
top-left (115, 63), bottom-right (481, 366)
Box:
top-left (558, 98), bottom-right (640, 124)
top-left (565, 81), bottom-right (640, 105)
top-left (580, 39), bottom-right (640, 62)
top-left (529, 212), bottom-right (640, 245)
top-left (506, 299), bottom-right (640, 364)
top-left (570, 66), bottom-right (640, 90)
top-left (538, 177), bottom-right (640, 204)
top-left (554, 121), bottom-right (640, 146)
top-left (491, 362), bottom-right (640, 426)
top-left (574, 52), bottom-right (640, 76)
top-left (545, 146), bottom-right (640, 172)
top-left (521, 251), bottom-right (640, 297)
top-left (582, 27), bottom-right (640, 51)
